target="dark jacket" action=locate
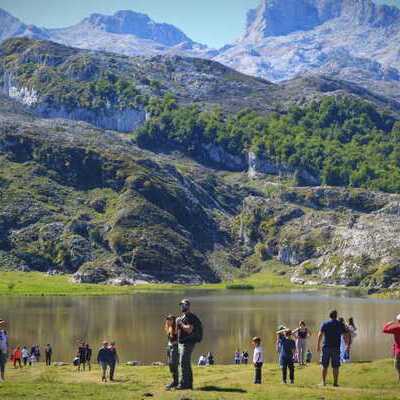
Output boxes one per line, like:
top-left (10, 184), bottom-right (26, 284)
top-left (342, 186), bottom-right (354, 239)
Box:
top-left (97, 347), bottom-right (113, 364)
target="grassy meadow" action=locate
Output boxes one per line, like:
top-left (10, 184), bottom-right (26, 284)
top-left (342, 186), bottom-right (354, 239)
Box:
top-left (0, 360), bottom-right (399, 400)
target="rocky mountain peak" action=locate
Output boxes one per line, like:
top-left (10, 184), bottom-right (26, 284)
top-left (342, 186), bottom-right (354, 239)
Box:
top-left (80, 9), bottom-right (193, 47)
top-left (242, 0), bottom-right (400, 42)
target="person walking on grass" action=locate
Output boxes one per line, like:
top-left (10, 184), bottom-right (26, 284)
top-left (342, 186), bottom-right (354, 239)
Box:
top-left (78, 342), bottom-right (87, 371)
top-left (277, 329), bottom-right (296, 384)
top-left (252, 337), bottom-right (264, 384)
top-left (242, 351), bottom-right (249, 365)
top-left (85, 344), bottom-right (92, 371)
top-left (12, 346), bottom-right (22, 369)
top-left (165, 315), bottom-right (179, 390)
top-left (97, 341), bottom-right (112, 382)
top-left (176, 299), bottom-right (203, 390)
top-left (34, 345), bottom-right (41, 363)
top-left (22, 346), bottom-right (29, 367)
top-left (317, 310), bottom-right (350, 387)
top-left (109, 341), bottom-right (119, 381)
top-left (45, 344), bottom-right (52, 366)
top-left (383, 315), bottom-right (400, 382)
top-left (0, 320), bottom-right (8, 382)
top-left (294, 321), bottom-right (310, 366)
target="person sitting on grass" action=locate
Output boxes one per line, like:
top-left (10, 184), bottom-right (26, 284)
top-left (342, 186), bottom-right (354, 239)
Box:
top-left (383, 314), bottom-right (400, 382)
top-left (252, 337), bottom-right (264, 384)
top-left (277, 329), bottom-right (296, 384)
top-left (97, 341), bottom-right (112, 383)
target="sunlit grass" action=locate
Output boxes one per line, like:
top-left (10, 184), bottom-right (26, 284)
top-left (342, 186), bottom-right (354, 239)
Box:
top-left (1, 360), bottom-right (399, 399)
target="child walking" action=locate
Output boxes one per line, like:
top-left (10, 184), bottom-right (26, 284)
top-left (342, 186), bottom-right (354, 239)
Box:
top-left (252, 337), bottom-right (264, 384)
top-left (277, 329), bottom-right (296, 384)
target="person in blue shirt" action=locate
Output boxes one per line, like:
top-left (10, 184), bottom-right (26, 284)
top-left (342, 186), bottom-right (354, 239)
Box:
top-left (317, 310), bottom-right (350, 387)
top-left (277, 328), bottom-right (296, 384)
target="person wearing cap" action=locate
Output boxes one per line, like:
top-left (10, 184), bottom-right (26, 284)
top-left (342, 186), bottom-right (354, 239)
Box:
top-left (276, 328), bottom-right (296, 384)
top-left (176, 299), bottom-right (202, 390)
top-left (0, 319), bottom-right (8, 382)
top-left (97, 341), bottom-right (113, 382)
top-left (383, 314), bottom-right (400, 382)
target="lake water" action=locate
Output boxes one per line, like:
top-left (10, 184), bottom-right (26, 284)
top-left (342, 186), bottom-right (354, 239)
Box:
top-left (0, 290), bottom-right (399, 364)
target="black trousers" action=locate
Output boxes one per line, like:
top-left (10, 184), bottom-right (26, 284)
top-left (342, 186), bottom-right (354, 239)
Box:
top-left (254, 362), bottom-right (263, 384)
top-left (281, 359), bottom-right (294, 383)
top-left (109, 361), bottom-right (116, 380)
top-left (46, 355), bottom-right (52, 366)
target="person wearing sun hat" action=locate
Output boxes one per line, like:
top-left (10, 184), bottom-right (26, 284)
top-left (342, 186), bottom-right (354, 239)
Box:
top-left (0, 319), bottom-right (8, 382)
top-left (383, 314), bottom-right (400, 382)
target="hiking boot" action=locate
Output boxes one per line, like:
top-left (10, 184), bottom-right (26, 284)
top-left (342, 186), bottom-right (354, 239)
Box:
top-left (176, 384), bottom-right (192, 390)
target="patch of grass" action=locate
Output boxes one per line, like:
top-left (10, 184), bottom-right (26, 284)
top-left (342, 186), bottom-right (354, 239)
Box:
top-left (2, 360), bottom-right (400, 400)
top-left (0, 261), bottom-right (295, 296)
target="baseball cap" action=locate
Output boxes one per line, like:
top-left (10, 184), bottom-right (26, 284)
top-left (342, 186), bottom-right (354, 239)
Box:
top-left (179, 299), bottom-right (190, 306)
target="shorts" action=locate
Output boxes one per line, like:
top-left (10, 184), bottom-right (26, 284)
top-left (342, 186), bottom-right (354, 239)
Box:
top-left (395, 355), bottom-right (400, 371)
top-left (321, 347), bottom-right (341, 368)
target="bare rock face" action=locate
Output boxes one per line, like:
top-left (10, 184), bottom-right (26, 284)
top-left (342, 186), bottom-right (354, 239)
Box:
top-left (239, 186), bottom-right (400, 291)
top-left (215, 0), bottom-right (400, 99)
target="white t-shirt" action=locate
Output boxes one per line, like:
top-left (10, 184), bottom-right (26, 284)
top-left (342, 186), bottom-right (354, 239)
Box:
top-left (253, 346), bottom-right (264, 363)
top-left (22, 348), bottom-right (30, 358)
top-left (0, 330), bottom-right (7, 353)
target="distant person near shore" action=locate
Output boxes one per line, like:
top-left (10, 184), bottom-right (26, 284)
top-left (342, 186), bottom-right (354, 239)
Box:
top-left (317, 310), bottom-right (350, 387)
top-left (383, 315), bottom-right (400, 382)
top-left (85, 344), bottom-right (92, 371)
top-left (109, 341), bottom-right (119, 381)
top-left (97, 341), bottom-right (112, 382)
top-left (347, 317), bottom-right (357, 362)
top-left (294, 321), bottom-right (310, 366)
top-left (176, 299), bottom-right (203, 390)
top-left (22, 346), bottom-right (29, 367)
top-left (78, 342), bottom-right (87, 371)
top-left (242, 351), bottom-right (249, 365)
top-left (277, 329), bottom-right (296, 384)
top-left (45, 344), bottom-right (52, 366)
top-left (252, 337), bottom-right (264, 384)
top-left (0, 320), bottom-right (8, 381)
top-left (234, 349), bottom-right (241, 365)
top-left (12, 346), bottom-right (22, 369)
top-left (207, 352), bottom-right (214, 366)
top-left (165, 315), bottom-right (179, 390)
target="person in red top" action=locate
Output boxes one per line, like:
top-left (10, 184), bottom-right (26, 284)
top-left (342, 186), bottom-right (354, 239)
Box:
top-left (12, 346), bottom-right (22, 369)
top-left (383, 314), bottom-right (400, 382)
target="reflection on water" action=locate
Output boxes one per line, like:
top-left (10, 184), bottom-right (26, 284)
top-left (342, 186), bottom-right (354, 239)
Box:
top-left (0, 291), bottom-right (399, 364)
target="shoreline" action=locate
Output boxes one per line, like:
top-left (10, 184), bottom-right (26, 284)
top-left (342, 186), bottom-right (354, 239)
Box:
top-left (0, 269), bottom-right (372, 298)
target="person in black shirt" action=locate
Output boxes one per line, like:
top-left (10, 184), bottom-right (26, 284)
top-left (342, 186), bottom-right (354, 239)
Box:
top-left (109, 341), bottom-right (119, 381)
top-left (165, 315), bottom-right (179, 390)
top-left (85, 344), bottom-right (92, 371)
top-left (176, 299), bottom-right (202, 390)
top-left (78, 342), bottom-right (87, 371)
top-left (97, 341), bottom-right (113, 382)
top-left (317, 310), bottom-right (350, 387)
top-left (45, 344), bottom-right (52, 366)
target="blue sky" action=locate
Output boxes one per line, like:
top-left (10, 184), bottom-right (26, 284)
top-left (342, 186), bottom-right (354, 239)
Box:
top-left (0, 0), bottom-right (398, 48)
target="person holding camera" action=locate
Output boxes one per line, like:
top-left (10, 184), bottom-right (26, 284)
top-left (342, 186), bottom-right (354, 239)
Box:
top-left (176, 299), bottom-right (203, 390)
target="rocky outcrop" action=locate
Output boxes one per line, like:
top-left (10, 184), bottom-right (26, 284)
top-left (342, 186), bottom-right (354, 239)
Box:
top-left (248, 152), bottom-right (320, 185)
top-left (239, 186), bottom-right (400, 291)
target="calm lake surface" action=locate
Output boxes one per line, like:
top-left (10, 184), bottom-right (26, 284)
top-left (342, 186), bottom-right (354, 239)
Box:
top-left (0, 290), bottom-right (399, 364)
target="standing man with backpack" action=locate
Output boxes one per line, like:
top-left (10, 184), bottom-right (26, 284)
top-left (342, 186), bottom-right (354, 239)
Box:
top-left (176, 299), bottom-right (203, 390)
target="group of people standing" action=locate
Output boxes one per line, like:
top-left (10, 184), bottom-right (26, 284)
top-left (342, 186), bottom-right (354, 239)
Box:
top-left (234, 349), bottom-right (249, 365)
top-left (74, 343), bottom-right (92, 371)
top-left (9, 344), bottom-right (52, 368)
top-left (95, 341), bottom-right (119, 382)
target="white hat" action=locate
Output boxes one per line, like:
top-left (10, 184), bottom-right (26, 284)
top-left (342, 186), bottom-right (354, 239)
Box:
top-left (396, 314), bottom-right (400, 321)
